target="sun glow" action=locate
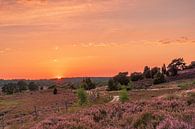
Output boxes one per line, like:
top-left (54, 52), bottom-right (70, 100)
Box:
top-left (57, 76), bottom-right (62, 80)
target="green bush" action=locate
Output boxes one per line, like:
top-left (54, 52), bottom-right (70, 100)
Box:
top-left (153, 72), bottom-right (166, 84)
top-left (119, 86), bottom-right (129, 103)
top-left (77, 87), bottom-right (88, 106)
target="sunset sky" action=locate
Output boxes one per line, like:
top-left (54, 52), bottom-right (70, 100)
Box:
top-left (0, 0), bottom-right (195, 79)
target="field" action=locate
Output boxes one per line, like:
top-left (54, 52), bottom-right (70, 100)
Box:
top-left (0, 79), bottom-right (195, 129)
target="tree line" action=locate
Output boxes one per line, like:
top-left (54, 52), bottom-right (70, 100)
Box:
top-left (108, 58), bottom-right (195, 91)
top-left (2, 81), bottom-right (39, 94)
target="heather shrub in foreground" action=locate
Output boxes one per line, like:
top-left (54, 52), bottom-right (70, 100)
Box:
top-left (31, 97), bottom-right (195, 129)
top-left (157, 117), bottom-right (194, 129)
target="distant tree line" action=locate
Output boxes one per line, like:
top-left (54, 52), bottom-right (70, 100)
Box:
top-left (81, 77), bottom-right (96, 90)
top-left (2, 81), bottom-right (39, 94)
top-left (108, 72), bottom-right (132, 91)
top-left (108, 58), bottom-right (193, 91)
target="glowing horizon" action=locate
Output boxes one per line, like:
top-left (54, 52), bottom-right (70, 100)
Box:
top-left (0, 0), bottom-right (195, 79)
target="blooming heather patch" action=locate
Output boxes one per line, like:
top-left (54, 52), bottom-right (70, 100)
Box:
top-left (32, 98), bottom-right (195, 129)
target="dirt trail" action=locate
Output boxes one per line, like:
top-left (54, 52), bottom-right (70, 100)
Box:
top-left (132, 87), bottom-right (180, 92)
top-left (110, 96), bottom-right (119, 103)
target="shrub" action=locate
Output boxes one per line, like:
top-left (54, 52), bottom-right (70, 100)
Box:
top-left (17, 80), bottom-right (28, 92)
top-left (53, 88), bottom-right (57, 95)
top-left (151, 67), bottom-right (160, 78)
top-left (133, 112), bottom-right (163, 129)
top-left (143, 66), bottom-right (151, 78)
top-left (107, 79), bottom-right (119, 91)
top-left (77, 87), bottom-right (87, 106)
top-left (82, 78), bottom-right (96, 90)
top-left (113, 72), bottom-right (129, 85)
top-left (153, 72), bottom-right (166, 84)
top-left (130, 72), bottom-right (144, 81)
top-left (126, 81), bottom-right (133, 90)
top-left (2, 83), bottom-right (17, 94)
top-left (157, 117), bottom-right (193, 129)
top-left (119, 86), bottom-right (129, 103)
top-left (28, 82), bottom-right (39, 91)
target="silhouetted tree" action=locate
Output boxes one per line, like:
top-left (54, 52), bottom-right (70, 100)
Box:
top-left (2, 83), bottom-right (17, 94)
top-left (143, 66), bottom-right (151, 78)
top-left (107, 79), bottom-right (119, 91)
top-left (150, 67), bottom-right (160, 78)
top-left (113, 72), bottom-right (130, 85)
top-left (82, 78), bottom-right (96, 90)
top-left (28, 82), bottom-right (39, 91)
top-left (167, 58), bottom-right (186, 76)
top-left (17, 80), bottom-right (27, 92)
top-left (153, 71), bottom-right (166, 84)
top-left (130, 72), bottom-right (144, 81)
top-left (162, 64), bottom-right (167, 75)
top-left (191, 61), bottom-right (195, 67)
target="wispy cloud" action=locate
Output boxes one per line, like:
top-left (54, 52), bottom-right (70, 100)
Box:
top-left (0, 48), bottom-right (12, 55)
top-left (158, 37), bottom-right (194, 45)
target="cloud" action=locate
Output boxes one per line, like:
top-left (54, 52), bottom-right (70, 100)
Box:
top-left (158, 37), bottom-right (194, 45)
top-left (75, 42), bottom-right (114, 48)
top-left (0, 48), bottom-right (12, 55)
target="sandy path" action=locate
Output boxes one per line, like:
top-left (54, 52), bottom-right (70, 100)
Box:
top-left (110, 96), bottom-right (119, 103)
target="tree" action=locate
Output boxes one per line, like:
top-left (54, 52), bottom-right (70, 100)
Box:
top-left (53, 88), bottom-right (57, 95)
top-left (153, 71), bottom-right (166, 84)
top-left (167, 58), bottom-right (186, 76)
top-left (150, 67), bottom-right (160, 78)
top-left (107, 79), bottom-right (119, 91)
top-left (17, 80), bottom-right (27, 92)
top-left (28, 82), bottom-right (39, 91)
top-left (119, 86), bottom-right (129, 103)
top-left (2, 83), bottom-right (17, 94)
top-left (126, 81), bottom-right (133, 91)
top-left (162, 64), bottom-right (167, 75)
top-left (82, 78), bottom-right (96, 90)
top-left (77, 87), bottom-right (87, 106)
top-left (130, 72), bottom-right (144, 81)
top-left (143, 66), bottom-right (151, 78)
top-left (113, 72), bottom-right (129, 85)
top-left (191, 61), bottom-right (195, 67)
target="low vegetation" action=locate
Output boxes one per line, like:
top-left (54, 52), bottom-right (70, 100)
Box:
top-left (32, 97), bottom-right (195, 129)
top-left (119, 86), bottom-right (129, 103)
top-left (77, 87), bottom-right (88, 106)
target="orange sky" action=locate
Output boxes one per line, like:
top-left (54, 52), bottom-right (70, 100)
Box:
top-left (0, 0), bottom-right (195, 79)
